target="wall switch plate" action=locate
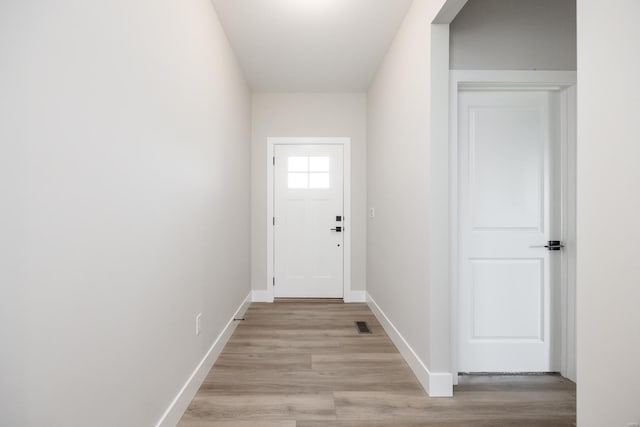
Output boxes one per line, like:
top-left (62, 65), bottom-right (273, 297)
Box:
top-left (195, 313), bottom-right (202, 336)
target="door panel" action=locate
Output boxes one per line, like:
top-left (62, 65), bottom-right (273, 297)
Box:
top-left (274, 145), bottom-right (344, 298)
top-left (459, 90), bottom-right (559, 372)
top-left (470, 107), bottom-right (544, 231)
top-left (470, 259), bottom-right (543, 340)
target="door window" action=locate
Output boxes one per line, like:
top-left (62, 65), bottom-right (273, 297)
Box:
top-left (287, 156), bottom-right (330, 189)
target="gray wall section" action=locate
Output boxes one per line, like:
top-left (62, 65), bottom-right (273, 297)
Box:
top-left (0, 1), bottom-right (251, 425)
top-left (251, 93), bottom-right (368, 293)
top-left (450, 0), bottom-right (576, 70)
top-left (576, 0), bottom-right (640, 425)
top-left (367, 0), bottom-right (448, 377)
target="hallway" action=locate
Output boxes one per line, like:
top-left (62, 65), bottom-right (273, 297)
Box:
top-left (178, 302), bottom-right (576, 426)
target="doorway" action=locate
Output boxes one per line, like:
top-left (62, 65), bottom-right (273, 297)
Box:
top-left (266, 138), bottom-right (352, 300)
top-left (451, 71), bottom-right (577, 379)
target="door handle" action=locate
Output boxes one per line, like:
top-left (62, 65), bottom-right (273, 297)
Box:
top-left (530, 240), bottom-right (564, 251)
top-left (330, 226), bottom-right (342, 232)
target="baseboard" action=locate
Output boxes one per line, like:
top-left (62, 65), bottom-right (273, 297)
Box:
top-left (252, 289), bottom-right (364, 303)
top-left (343, 290), bottom-right (366, 303)
top-left (366, 293), bottom-right (453, 397)
top-left (252, 290), bottom-right (274, 302)
top-left (156, 292), bottom-right (252, 427)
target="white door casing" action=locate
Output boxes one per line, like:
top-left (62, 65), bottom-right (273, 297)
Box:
top-left (458, 89), bottom-right (560, 372)
top-left (264, 138), bottom-right (353, 303)
top-left (273, 144), bottom-right (344, 298)
top-left (449, 71), bottom-right (577, 383)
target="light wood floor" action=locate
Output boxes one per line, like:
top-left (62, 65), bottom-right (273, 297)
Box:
top-left (179, 302), bottom-right (576, 426)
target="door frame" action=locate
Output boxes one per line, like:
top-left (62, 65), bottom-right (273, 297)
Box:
top-left (449, 70), bottom-right (577, 382)
top-left (266, 137), bottom-right (353, 302)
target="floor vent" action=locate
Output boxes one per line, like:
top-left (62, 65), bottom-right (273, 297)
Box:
top-left (355, 321), bottom-right (371, 334)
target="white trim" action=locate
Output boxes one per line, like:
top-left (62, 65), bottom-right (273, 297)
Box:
top-left (429, 23), bottom-right (453, 386)
top-left (155, 292), bottom-right (252, 427)
top-left (432, 0), bottom-right (468, 24)
top-left (450, 70), bottom-right (577, 86)
top-left (449, 70), bottom-right (577, 382)
top-left (560, 85), bottom-right (577, 382)
top-left (367, 293), bottom-right (453, 397)
top-left (266, 137), bottom-right (352, 302)
top-left (251, 290), bottom-right (274, 303)
top-left (343, 290), bottom-right (366, 303)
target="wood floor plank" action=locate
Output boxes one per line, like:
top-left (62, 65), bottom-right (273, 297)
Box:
top-left (212, 353), bottom-right (312, 372)
top-left (311, 353), bottom-right (407, 367)
top-left (200, 369), bottom-right (423, 393)
top-left (180, 421), bottom-right (295, 427)
top-left (179, 394), bottom-right (336, 422)
top-left (310, 354), bottom-right (415, 375)
top-left (223, 338), bottom-right (397, 354)
top-left (178, 301), bottom-right (576, 425)
top-left (296, 417), bottom-right (576, 427)
top-left (233, 328), bottom-right (377, 338)
top-left (333, 391), bottom-right (575, 420)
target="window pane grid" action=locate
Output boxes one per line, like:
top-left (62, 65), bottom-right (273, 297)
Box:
top-left (287, 155), bottom-right (331, 189)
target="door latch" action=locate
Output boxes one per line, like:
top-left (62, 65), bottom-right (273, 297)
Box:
top-left (530, 241), bottom-right (565, 251)
top-left (544, 240), bottom-right (565, 251)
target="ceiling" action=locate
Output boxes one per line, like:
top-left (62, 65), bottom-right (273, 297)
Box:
top-left (210, 0), bottom-right (413, 92)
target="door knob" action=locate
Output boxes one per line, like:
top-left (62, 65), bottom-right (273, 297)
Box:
top-left (330, 226), bottom-right (342, 232)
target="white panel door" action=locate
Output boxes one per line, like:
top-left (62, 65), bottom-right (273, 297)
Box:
top-left (458, 90), bottom-right (560, 372)
top-left (274, 144), bottom-right (344, 298)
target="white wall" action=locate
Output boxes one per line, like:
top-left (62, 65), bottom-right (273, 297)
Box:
top-left (577, 1), bottom-right (640, 425)
top-left (0, 1), bottom-right (251, 426)
top-left (251, 93), bottom-right (367, 294)
top-left (367, 0), bottom-right (451, 394)
top-left (450, 0), bottom-right (576, 70)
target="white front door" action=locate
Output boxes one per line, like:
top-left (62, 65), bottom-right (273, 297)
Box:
top-left (458, 89), bottom-right (561, 372)
top-left (274, 144), bottom-right (344, 298)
